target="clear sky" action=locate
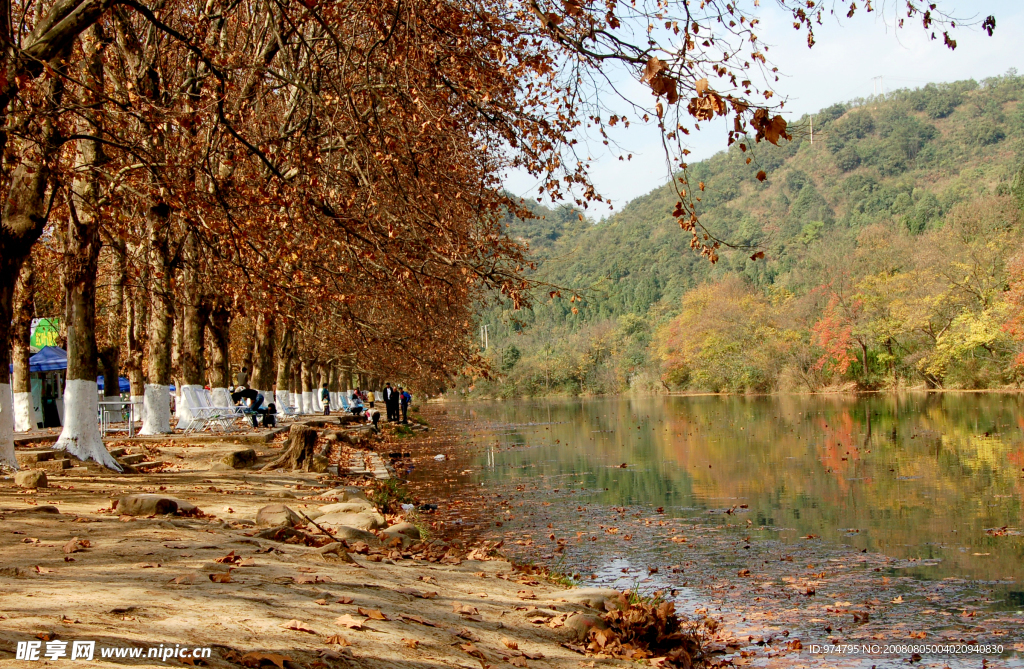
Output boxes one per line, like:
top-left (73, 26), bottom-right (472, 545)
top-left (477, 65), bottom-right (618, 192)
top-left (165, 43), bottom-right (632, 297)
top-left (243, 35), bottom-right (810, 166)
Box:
top-left (502, 0), bottom-right (1024, 215)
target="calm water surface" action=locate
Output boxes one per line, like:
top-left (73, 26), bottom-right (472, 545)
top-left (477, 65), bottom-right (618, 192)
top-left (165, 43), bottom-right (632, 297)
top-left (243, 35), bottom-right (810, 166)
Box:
top-left (443, 393), bottom-right (1024, 602)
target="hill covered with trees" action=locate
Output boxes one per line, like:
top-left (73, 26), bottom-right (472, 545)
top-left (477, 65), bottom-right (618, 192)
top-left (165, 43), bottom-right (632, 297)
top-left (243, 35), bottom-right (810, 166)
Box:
top-left (466, 73), bottom-right (1024, 397)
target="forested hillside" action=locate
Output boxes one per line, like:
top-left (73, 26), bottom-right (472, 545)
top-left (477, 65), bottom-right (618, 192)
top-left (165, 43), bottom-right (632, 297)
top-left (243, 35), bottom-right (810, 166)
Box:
top-left (463, 73), bottom-right (1024, 397)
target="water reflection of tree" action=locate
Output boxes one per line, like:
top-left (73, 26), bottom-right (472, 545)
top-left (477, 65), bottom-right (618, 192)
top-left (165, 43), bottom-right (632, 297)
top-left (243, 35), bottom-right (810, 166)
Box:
top-left (465, 394), bottom-right (1024, 582)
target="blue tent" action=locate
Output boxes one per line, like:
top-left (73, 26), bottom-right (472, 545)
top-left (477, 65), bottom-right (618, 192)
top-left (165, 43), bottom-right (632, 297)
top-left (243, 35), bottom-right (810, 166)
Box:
top-left (97, 376), bottom-right (131, 393)
top-left (8, 346), bottom-right (67, 373)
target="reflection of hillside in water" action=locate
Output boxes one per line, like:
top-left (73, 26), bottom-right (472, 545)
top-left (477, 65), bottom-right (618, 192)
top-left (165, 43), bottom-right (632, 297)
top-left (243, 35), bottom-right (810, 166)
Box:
top-left (458, 394), bottom-right (1024, 584)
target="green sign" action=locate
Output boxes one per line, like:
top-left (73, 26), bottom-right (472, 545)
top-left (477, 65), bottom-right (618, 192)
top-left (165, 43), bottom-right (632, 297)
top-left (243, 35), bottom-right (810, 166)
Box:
top-left (30, 318), bottom-right (60, 349)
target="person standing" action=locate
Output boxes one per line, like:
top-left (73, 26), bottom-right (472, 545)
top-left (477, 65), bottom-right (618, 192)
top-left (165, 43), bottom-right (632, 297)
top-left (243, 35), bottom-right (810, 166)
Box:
top-left (320, 384), bottom-right (331, 416)
top-left (383, 383), bottom-right (397, 422)
top-left (236, 366), bottom-right (250, 388)
top-left (399, 387), bottom-right (411, 424)
top-left (366, 390), bottom-right (375, 408)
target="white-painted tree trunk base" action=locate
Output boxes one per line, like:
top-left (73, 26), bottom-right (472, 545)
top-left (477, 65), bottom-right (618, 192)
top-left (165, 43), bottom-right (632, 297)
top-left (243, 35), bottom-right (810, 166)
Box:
top-left (175, 384), bottom-right (205, 430)
top-left (130, 395), bottom-right (146, 426)
top-left (54, 379), bottom-right (122, 471)
top-left (329, 391), bottom-right (340, 411)
top-left (275, 390), bottom-right (289, 410)
top-left (211, 387), bottom-right (232, 409)
top-left (0, 384), bottom-right (17, 469)
top-left (301, 391), bottom-right (313, 414)
top-left (14, 391), bottom-right (36, 432)
top-left (140, 384), bottom-right (172, 435)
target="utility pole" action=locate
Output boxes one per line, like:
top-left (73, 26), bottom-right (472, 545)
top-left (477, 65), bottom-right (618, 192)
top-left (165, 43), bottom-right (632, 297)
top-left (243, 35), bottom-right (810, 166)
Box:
top-left (810, 116), bottom-right (813, 145)
top-left (480, 324), bottom-right (489, 351)
top-left (872, 75), bottom-right (883, 97)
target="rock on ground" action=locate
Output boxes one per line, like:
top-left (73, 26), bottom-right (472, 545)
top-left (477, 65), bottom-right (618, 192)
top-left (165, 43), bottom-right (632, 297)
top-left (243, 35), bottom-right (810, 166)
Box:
top-left (220, 448), bottom-right (257, 468)
top-left (255, 503), bottom-right (303, 527)
top-left (14, 470), bottom-right (47, 488)
top-left (316, 510), bottom-right (386, 531)
top-left (115, 494), bottom-right (198, 516)
top-left (555, 587), bottom-right (623, 609)
top-left (318, 500), bottom-right (375, 514)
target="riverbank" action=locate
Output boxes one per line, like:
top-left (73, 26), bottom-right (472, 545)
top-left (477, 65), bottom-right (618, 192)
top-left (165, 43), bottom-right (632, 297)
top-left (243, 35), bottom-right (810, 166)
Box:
top-left (406, 399), bottom-right (1024, 668)
top-left (0, 414), bottom-right (712, 669)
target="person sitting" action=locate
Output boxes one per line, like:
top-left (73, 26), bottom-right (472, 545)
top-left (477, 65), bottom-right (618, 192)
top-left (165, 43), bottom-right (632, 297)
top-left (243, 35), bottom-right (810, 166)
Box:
top-left (349, 390), bottom-right (364, 415)
top-left (263, 403), bottom-right (278, 428)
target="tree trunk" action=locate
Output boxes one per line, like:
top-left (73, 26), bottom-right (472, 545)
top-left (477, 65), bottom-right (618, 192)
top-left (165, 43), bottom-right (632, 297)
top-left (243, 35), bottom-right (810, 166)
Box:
top-left (124, 245), bottom-right (148, 423)
top-left (207, 303), bottom-right (232, 408)
top-left (141, 202), bottom-right (174, 435)
top-left (275, 327), bottom-right (293, 409)
top-left (261, 425), bottom-right (320, 471)
top-left (301, 360), bottom-right (314, 414)
top-left (98, 243), bottom-right (125, 399)
top-left (290, 360), bottom-right (300, 413)
top-left (55, 26), bottom-right (120, 470)
top-left (0, 57), bottom-right (68, 468)
top-left (12, 260), bottom-right (37, 432)
top-left (328, 363), bottom-right (339, 411)
top-left (175, 246), bottom-right (208, 429)
top-left (251, 313), bottom-right (276, 398)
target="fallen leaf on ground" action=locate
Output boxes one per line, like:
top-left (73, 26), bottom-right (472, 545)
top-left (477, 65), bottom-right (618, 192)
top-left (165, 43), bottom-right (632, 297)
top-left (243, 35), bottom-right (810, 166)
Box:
top-left (323, 634), bottom-right (350, 646)
top-left (336, 596), bottom-right (354, 604)
top-left (240, 652), bottom-right (292, 669)
top-left (518, 590), bottom-right (536, 600)
top-left (215, 551), bottom-right (240, 564)
top-left (403, 638), bottom-right (419, 649)
top-left (357, 608), bottom-right (388, 620)
top-left (168, 573), bottom-right (196, 585)
top-left (335, 614), bottom-right (366, 629)
top-left (34, 566), bottom-right (54, 574)
top-left (452, 604), bottom-right (479, 616)
top-left (280, 619), bottom-right (316, 633)
top-left (209, 573), bottom-right (233, 583)
top-left (314, 599), bottom-right (328, 606)
top-left (892, 596), bottom-right (904, 604)
top-left (510, 657), bottom-right (528, 667)
top-left (63, 537), bottom-right (90, 554)
top-left (460, 642), bottom-right (486, 660)
top-left (400, 614), bottom-right (439, 627)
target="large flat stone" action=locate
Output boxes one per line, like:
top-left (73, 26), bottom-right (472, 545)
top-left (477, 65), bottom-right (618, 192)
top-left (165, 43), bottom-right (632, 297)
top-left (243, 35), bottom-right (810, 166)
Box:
top-left (316, 510), bottom-right (385, 531)
top-left (318, 500), bottom-right (375, 514)
top-left (256, 504), bottom-right (302, 528)
top-left (220, 448), bottom-right (257, 469)
top-left (115, 494), bottom-right (199, 517)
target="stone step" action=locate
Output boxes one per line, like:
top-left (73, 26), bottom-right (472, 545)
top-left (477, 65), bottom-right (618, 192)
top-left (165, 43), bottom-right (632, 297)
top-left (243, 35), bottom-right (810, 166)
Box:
top-left (119, 454), bottom-right (147, 465)
top-left (16, 450), bottom-right (55, 465)
top-left (108, 447), bottom-right (128, 458)
top-left (135, 461), bottom-right (165, 470)
top-left (34, 459), bottom-right (72, 472)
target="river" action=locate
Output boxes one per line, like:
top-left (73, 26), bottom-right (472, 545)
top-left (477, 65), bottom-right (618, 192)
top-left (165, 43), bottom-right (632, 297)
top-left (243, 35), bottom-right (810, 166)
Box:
top-left (410, 394), bottom-right (1024, 667)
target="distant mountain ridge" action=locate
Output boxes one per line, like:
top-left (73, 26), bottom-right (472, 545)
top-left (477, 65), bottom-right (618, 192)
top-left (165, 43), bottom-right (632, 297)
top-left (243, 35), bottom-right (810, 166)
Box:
top-left (469, 73), bottom-right (1024, 396)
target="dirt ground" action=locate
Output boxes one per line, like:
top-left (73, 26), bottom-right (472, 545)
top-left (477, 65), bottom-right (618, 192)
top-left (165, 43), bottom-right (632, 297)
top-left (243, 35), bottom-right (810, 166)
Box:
top-left (0, 422), bottom-right (633, 669)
